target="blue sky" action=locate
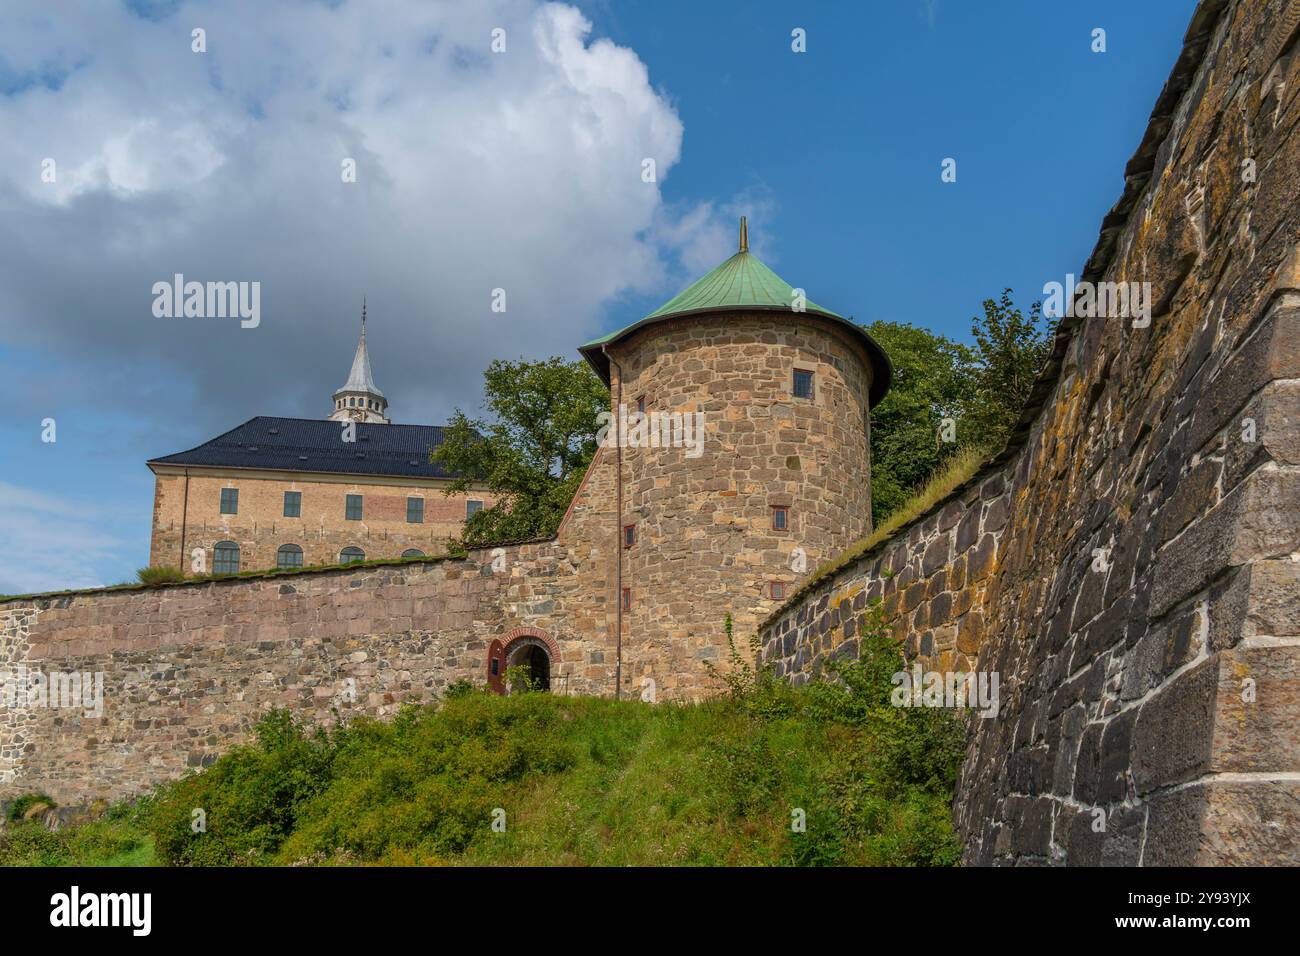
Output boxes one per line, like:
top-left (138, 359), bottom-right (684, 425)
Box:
top-left (0, 0), bottom-right (1198, 593)
top-left (589, 0), bottom-right (1198, 331)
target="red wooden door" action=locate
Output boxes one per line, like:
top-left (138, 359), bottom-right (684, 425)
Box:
top-left (487, 638), bottom-right (506, 694)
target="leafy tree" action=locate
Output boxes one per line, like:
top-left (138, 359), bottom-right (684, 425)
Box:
top-left (964, 289), bottom-right (1055, 447)
top-left (432, 357), bottom-right (608, 546)
top-left (863, 320), bottom-right (976, 525)
top-left (862, 290), bottom-right (1053, 525)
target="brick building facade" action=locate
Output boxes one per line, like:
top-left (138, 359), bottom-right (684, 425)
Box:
top-left (147, 318), bottom-right (496, 573)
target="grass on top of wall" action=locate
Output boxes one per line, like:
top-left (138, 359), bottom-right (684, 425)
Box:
top-left (767, 445), bottom-right (992, 625)
top-left (0, 607), bottom-right (966, 868)
top-left (0, 552), bottom-right (466, 605)
top-left (0, 533), bottom-right (565, 605)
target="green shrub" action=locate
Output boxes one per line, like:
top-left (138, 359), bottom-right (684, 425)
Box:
top-left (0, 821), bottom-right (67, 866)
top-left (781, 600), bottom-right (965, 865)
top-left (706, 730), bottom-right (781, 818)
top-left (441, 678), bottom-right (479, 700)
top-left (704, 614), bottom-right (795, 720)
top-left (275, 693), bottom-right (576, 863)
top-left (136, 566), bottom-right (185, 585)
top-left (151, 710), bottom-right (337, 866)
top-left (5, 793), bottom-right (55, 823)
top-left (0, 796), bottom-right (155, 867)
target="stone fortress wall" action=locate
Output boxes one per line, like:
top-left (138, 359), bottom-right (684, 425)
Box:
top-left (759, 0), bottom-right (1300, 865)
top-left (0, 542), bottom-right (557, 804)
top-left (2, 0), bottom-right (1297, 865)
top-left (762, 469), bottom-right (1010, 686)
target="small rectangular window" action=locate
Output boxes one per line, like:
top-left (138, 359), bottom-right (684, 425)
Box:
top-left (491, 658), bottom-right (499, 676)
top-left (770, 581), bottom-right (785, 601)
top-left (622, 587), bottom-right (631, 611)
top-left (345, 494), bottom-right (363, 520)
top-left (466, 499), bottom-right (483, 520)
top-left (771, 505), bottom-right (789, 531)
top-left (623, 524), bottom-right (636, 548)
top-left (283, 491), bottom-right (301, 518)
top-left (220, 488), bottom-right (238, 514)
top-left (636, 395), bottom-right (646, 414)
top-left (407, 497), bottom-right (424, 524)
top-left (793, 369), bottom-right (814, 400)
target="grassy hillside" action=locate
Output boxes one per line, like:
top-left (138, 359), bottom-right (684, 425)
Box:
top-left (0, 607), bottom-right (967, 867)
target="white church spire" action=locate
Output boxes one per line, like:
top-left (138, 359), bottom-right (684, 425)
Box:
top-left (330, 298), bottom-right (390, 423)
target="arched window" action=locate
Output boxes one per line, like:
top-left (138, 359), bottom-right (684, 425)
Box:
top-left (401, 549), bottom-right (424, 558)
top-left (277, 544), bottom-right (303, 569)
top-left (213, 541), bottom-right (240, 574)
top-left (340, 546), bottom-right (365, 564)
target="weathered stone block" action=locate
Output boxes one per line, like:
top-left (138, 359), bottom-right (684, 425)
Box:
top-left (1073, 721), bottom-right (1105, 805)
top-left (1097, 709), bottom-right (1136, 804)
top-left (1054, 803), bottom-right (1103, 866)
top-left (1099, 804), bottom-right (1146, 867)
top-left (1145, 780), bottom-right (1300, 865)
top-left (955, 508), bottom-right (979, 552)
top-left (1210, 642), bottom-right (1300, 773)
top-left (1151, 468), bottom-right (1300, 618)
top-left (1132, 657), bottom-right (1217, 793)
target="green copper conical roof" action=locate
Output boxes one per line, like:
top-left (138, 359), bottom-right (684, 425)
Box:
top-left (578, 218), bottom-right (892, 406)
top-left (642, 250), bottom-right (840, 321)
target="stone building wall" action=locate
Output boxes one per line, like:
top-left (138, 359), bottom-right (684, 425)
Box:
top-left (0, 541), bottom-right (582, 805)
top-left (149, 469), bottom-right (498, 571)
top-left (760, 0), bottom-right (1300, 866)
top-left (606, 314), bottom-right (875, 698)
top-left (762, 470), bottom-right (1010, 684)
top-left (0, 606), bottom-right (39, 792)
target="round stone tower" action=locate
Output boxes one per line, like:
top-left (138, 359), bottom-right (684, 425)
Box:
top-left (578, 219), bottom-right (891, 699)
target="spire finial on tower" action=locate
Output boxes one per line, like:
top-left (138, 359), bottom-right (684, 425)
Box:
top-left (739, 216), bottom-right (748, 253)
top-left (330, 300), bottom-right (388, 424)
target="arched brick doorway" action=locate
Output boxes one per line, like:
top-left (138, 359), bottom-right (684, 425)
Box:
top-left (487, 627), bottom-right (559, 695)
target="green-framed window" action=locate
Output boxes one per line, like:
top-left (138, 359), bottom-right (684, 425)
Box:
top-left (213, 540), bottom-right (240, 574)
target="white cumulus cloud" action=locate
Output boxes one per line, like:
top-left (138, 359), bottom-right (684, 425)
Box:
top-left (0, 0), bottom-right (747, 436)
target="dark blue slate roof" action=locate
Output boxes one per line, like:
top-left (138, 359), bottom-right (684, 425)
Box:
top-left (148, 416), bottom-right (461, 480)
